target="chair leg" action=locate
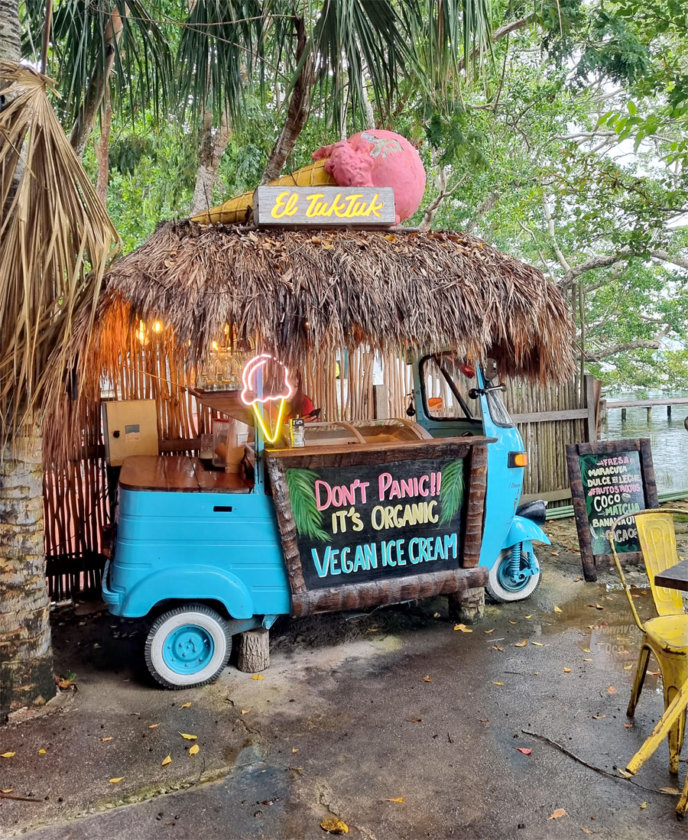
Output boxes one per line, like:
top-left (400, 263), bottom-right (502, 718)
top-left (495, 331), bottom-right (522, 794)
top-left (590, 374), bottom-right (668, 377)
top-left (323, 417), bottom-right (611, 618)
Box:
top-left (627, 682), bottom-right (688, 776)
top-left (628, 646), bottom-right (651, 717)
top-left (677, 770), bottom-right (688, 816)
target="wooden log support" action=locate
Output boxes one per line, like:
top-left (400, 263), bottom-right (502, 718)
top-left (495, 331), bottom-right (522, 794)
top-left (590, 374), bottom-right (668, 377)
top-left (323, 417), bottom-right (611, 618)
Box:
top-left (447, 586), bottom-right (485, 624)
top-left (237, 628), bottom-right (270, 673)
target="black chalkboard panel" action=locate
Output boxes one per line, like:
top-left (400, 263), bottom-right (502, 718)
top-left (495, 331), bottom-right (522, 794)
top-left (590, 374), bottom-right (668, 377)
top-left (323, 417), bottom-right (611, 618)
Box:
top-left (287, 456), bottom-right (464, 590)
top-left (566, 439), bottom-right (658, 581)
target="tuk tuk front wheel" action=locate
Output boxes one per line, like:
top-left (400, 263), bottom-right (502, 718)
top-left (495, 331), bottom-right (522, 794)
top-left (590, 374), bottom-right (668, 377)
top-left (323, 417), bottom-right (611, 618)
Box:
top-left (145, 604), bottom-right (232, 689)
top-left (486, 547), bottom-right (541, 603)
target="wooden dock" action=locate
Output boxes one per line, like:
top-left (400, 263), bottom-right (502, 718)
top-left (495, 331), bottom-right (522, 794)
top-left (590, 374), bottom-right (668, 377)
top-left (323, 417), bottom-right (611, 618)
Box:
top-left (603, 397), bottom-right (688, 421)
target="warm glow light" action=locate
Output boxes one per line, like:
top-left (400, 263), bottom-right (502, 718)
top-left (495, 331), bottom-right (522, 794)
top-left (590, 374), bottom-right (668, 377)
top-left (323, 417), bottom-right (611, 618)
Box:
top-left (212, 341), bottom-right (219, 351)
top-left (153, 321), bottom-right (163, 333)
top-left (241, 354), bottom-right (294, 443)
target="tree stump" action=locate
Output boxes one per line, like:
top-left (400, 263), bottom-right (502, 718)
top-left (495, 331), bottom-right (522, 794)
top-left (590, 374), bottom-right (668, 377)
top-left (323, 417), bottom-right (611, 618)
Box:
top-left (447, 587), bottom-right (485, 625)
top-left (237, 628), bottom-right (270, 673)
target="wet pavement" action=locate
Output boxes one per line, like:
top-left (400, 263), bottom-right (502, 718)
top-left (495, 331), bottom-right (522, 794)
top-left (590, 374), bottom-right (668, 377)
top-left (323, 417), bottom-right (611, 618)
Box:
top-left (3, 516), bottom-right (688, 838)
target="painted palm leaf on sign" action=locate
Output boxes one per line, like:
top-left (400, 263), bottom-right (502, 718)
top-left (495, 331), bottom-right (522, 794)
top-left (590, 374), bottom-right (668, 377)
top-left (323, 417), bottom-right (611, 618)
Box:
top-left (439, 459), bottom-right (465, 526)
top-left (286, 468), bottom-right (330, 542)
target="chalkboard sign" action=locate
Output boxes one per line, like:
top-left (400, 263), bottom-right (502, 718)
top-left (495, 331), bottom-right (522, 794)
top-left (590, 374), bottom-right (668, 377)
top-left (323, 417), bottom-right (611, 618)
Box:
top-left (566, 439), bottom-right (658, 581)
top-left (266, 439), bottom-right (490, 617)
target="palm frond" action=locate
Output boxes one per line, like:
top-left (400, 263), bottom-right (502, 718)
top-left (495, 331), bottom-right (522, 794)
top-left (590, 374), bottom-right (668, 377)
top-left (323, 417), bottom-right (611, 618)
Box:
top-left (286, 467), bottom-right (330, 542)
top-left (439, 459), bottom-right (465, 525)
top-left (0, 62), bottom-right (118, 450)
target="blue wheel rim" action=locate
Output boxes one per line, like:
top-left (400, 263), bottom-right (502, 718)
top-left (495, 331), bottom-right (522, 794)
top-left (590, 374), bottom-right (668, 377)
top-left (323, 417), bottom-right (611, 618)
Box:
top-left (162, 624), bottom-right (215, 674)
top-left (497, 557), bottom-right (531, 593)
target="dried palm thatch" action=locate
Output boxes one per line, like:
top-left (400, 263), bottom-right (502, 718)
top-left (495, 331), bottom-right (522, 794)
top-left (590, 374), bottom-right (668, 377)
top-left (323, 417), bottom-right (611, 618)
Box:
top-left (0, 62), bottom-right (118, 448)
top-left (74, 221), bottom-right (575, 390)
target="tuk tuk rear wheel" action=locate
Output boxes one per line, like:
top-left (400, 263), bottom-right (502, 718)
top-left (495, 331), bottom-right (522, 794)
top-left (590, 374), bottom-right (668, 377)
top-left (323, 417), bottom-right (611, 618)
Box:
top-left (486, 548), bottom-right (541, 603)
top-left (145, 604), bottom-right (232, 689)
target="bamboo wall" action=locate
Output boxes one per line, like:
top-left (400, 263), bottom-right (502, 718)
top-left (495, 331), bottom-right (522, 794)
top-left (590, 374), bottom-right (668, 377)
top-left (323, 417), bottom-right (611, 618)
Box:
top-left (44, 346), bottom-right (592, 598)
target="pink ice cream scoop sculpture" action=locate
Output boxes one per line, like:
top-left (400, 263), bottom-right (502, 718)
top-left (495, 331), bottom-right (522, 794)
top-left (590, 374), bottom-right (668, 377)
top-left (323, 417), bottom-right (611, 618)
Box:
top-left (312, 129), bottom-right (426, 224)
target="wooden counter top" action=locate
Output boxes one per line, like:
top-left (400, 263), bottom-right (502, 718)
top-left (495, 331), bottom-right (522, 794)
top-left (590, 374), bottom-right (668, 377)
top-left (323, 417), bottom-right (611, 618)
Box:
top-left (266, 435), bottom-right (496, 460)
top-left (120, 455), bottom-right (252, 493)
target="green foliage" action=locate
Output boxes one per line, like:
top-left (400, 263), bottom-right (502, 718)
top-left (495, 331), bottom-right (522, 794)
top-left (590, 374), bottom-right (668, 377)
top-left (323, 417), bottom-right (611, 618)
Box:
top-left (439, 460), bottom-right (465, 526)
top-left (286, 469), bottom-right (330, 542)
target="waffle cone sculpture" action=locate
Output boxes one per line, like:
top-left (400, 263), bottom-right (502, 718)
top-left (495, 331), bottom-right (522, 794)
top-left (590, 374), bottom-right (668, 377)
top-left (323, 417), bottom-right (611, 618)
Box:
top-left (191, 130), bottom-right (426, 226)
top-left (191, 158), bottom-right (335, 225)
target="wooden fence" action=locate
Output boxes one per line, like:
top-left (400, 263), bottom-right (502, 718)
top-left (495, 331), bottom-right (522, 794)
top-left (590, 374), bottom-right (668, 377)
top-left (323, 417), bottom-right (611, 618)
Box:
top-left (43, 348), bottom-right (599, 599)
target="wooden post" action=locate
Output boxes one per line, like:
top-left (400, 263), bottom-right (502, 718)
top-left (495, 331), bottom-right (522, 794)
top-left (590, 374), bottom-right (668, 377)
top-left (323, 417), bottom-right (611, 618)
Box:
top-left (373, 384), bottom-right (389, 420)
top-left (668, 405), bottom-right (672, 419)
top-left (585, 375), bottom-right (598, 443)
top-left (647, 407), bottom-right (652, 423)
top-left (237, 628), bottom-right (270, 673)
top-left (447, 587), bottom-right (485, 624)
top-left (621, 408), bottom-right (626, 421)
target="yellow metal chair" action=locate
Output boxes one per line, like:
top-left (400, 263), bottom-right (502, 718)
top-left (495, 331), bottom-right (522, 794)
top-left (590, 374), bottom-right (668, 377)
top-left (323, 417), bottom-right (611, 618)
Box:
top-left (610, 509), bottom-right (688, 784)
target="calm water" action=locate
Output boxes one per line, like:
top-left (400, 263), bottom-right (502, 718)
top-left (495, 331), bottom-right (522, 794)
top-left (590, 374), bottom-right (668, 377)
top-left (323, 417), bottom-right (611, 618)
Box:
top-left (603, 391), bottom-right (688, 495)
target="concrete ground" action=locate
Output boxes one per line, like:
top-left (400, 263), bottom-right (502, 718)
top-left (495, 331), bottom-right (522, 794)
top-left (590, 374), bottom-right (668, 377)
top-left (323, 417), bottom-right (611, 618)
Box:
top-left (3, 517), bottom-right (688, 839)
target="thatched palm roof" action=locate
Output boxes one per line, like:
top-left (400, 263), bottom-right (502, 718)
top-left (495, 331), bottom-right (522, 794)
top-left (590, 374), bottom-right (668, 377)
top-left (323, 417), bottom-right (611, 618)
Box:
top-left (84, 221), bottom-right (575, 383)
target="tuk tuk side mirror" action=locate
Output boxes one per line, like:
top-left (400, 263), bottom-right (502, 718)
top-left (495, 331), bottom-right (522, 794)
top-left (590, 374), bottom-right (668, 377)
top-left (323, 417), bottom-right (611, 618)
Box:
top-left (483, 358), bottom-right (499, 382)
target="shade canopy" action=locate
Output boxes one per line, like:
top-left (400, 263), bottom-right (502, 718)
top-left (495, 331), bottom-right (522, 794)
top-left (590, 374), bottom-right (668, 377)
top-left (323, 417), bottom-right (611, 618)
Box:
top-left (86, 221), bottom-right (575, 382)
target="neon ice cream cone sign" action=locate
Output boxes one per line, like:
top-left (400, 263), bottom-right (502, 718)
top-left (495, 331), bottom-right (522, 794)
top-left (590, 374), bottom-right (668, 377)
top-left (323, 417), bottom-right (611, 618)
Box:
top-left (241, 354), bottom-right (294, 443)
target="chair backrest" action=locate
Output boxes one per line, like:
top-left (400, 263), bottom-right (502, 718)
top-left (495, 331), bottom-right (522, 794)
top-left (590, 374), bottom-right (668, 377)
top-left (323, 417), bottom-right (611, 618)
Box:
top-left (636, 513), bottom-right (685, 616)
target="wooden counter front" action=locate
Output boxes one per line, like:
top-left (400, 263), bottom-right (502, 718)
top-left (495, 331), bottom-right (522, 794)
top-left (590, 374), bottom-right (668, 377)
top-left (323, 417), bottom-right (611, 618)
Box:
top-left (119, 455), bottom-right (252, 493)
top-left (267, 435), bottom-right (496, 462)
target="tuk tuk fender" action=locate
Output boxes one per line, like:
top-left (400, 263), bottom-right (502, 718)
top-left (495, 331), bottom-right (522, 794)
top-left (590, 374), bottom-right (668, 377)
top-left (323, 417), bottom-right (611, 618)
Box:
top-left (116, 567), bottom-right (256, 620)
top-left (502, 515), bottom-right (550, 551)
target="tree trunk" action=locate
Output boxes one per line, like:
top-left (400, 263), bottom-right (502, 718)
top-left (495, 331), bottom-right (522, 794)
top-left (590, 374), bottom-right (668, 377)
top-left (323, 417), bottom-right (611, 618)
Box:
top-left (0, 421), bottom-right (55, 718)
top-left (189, 108), bottom-right (232, 217)
top-left (260, 15), bottom-right (314, 183)
top-left (69, 7), bottom-right (123, 159)
top-left (95, 87), bottom-right (112, 205)
top-left (0, 0), bottom-right (21, 63)
top-left (237, 628), bottom-right (270, 673)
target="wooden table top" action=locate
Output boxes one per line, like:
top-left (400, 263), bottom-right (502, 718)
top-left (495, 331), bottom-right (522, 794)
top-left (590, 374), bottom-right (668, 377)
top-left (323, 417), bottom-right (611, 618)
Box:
top-left (120, 455), bottom-right (252, 493)
top-left (655, 559), bottom-right (688, 592)
top-left (266, 435), bottom-right (496, 460)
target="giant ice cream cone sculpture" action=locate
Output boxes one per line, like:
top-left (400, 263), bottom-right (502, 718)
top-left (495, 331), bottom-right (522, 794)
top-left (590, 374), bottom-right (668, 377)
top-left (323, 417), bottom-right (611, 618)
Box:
top-left (240, 354), bottom-right (294, 444)
top-left (191, 129), bottom-right (426, 226)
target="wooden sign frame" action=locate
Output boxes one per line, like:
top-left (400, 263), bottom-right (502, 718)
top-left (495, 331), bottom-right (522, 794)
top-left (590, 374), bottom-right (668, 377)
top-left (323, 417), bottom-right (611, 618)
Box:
top-left (254, 185), bottom-right (396, 228)
top-left (566, 438), bottom-right (658, 581)
top-left (266, 438), bottom-right (489, 617)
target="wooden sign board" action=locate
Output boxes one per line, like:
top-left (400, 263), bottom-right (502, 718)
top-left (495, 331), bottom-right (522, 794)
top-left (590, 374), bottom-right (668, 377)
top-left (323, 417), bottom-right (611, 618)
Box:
top-left (254, 186), bottom-right (396, 228)
top-left (266, 439), bottom-right (489, 617)
top-left (566, 438), bottom-right (658, 581)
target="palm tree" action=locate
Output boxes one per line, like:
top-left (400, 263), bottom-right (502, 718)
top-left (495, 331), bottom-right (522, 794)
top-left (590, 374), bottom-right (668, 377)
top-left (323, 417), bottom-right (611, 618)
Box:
top-left (0, 50), bottom-right (117, 714)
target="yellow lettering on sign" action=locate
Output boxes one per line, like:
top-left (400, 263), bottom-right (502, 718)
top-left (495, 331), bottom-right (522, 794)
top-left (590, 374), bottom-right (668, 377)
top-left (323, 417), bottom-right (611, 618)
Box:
top-left (304, 191), bottom-right (385, 220)
top-left (271, 191), bottom-right (299, 219)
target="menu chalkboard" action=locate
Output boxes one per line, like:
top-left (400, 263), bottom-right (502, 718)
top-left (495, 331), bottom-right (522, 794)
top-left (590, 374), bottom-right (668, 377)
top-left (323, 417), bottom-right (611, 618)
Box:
top-left (566, 439), bottom-right (658, 581)
top-left (266, 439), bottom-right (490, 617)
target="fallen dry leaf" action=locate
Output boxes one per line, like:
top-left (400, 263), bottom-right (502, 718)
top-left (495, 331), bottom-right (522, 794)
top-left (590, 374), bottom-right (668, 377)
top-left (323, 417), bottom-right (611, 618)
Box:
top-left (509, 620), bottom-right (518, 625)
top-left (179, 732), bottom-right (197, 740)
top-left (624, 723), bottom-right (633, 729)
top-left (241, 709), bottom-right (251, 715)
top-left (385, 797), bottom-right (405, 803)
top-left (514, 640), bottom-right (528, 648)
top-left (423, 675), bottom-right (432, 682)
top-left (583, 658), bottom-right (592, 662)
top-left (180, 702), bottom-right (192, 709)
top-left (410, 717), bottom-right (422, 723)
top-left (148, 724), bottom-right (159, 729)
top-left (532, 641), bottom-right (544, 647)
top-left (640, 802), bottom-right (647, 809)
top-left (563, 668), bottom-right (572, 673)
top-left (549, 808), bottom-right (567, 820)
top-left (516, 748), bottom-right (532, 755)
top-left (188, 744), bottom-right (199, 756)
top-left (492, 645), bottom-right (504, 651)
top-left (1, 752), bottom-right (16, 759)
top-left (660, 786), bottom-right (680, 795)
top-left (251, 674), bottom-right (264, 681)
top-left (525, 615), bottom-right (532, 619)
top-left (320, 816), bottom-right (349, 834)
top-left (161, 755), bottom-right (172, 767)
top-left (551, 551), bottom-right (560, 556)
top-left (592, 713), bottom-right (606, 720)
top-left (583, 648), bottom-right (591, 653)
top-left (292, 748), bottom-right (299, 754)
top-left (484, 629), bottom-right (495, 635)
top-left (1, 788), bottom-right (13, 793)
top-left (453, 624), bottom-right (473, 633)
top-left (109, 777), bottom-right (124, 784)
top-left (624, 664), bottom-right (633, 671)
top-left (581, 829), bottom-right (593, 835)
top-left (479, 718), bottom-right (489, 724)
top-left (618, 769), bottom-right (632, 779)
top-left (101, 737), bottom-right (113, 743)
top-left (648, 670), bottom-right (660, 677)
top-left (492, 681), bottom-right (504, 686)
top-left (553, 605), bottom-right (563, 613)
top-left (38, 749), bottom-right (46, 755)
top-left (607, 686), bottom-right (618, 695)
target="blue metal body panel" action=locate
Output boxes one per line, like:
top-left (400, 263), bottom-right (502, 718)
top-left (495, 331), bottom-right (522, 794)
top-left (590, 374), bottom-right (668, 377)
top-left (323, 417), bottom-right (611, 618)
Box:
top-left (104, 485), bottom-right (290, 619)
top-left (503, 516), bottom-right (550, 549)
